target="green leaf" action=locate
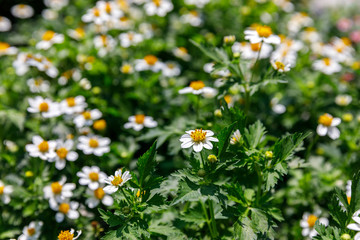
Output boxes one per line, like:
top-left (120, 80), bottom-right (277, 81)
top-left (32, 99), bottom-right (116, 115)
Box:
top-left (250, 208), bottom-right (269, 234)
top-left (350, 171), bottom-right (360, 216)
top-left (234, 217), bottom-right (257, 240)
top-left (137, 141), bottom-right (157, 188)
top-left (243, 121), bottom-right (266, 149)
top-left (217, 122), bottom-right (237, 159)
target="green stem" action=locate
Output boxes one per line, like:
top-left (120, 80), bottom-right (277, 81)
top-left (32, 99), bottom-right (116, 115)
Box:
top-left (199, 152), bottom-right (205, 169)
top-left (120, 188), bottom-right (131, 205)
top-left (196, 95), bottom-right (200, 122)
top-left (208, 200), bottom-right (219, 238)
top-left (200, 200), bottom-right (215, 238)
top-left (254, 163), bottom-right (262, 205)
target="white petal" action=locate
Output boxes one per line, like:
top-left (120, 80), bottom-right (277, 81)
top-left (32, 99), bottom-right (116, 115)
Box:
top-left (328, 127), bottom-right (340, 140)
top-left (316, 124), bottom-right (328, 136)
top-left (193, 143), bottom-right (203, 152)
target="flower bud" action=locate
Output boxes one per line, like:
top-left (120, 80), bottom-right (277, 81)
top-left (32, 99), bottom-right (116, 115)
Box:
top-left (197, 169), bottom-right (206, 177)
top-left (265, 151), bottom-right (273, 159)
top-left (224, 35), bottom-right (236, 45)
top-left (207, 154), bottom-right (217, 163)
top-left (214, 109), bottom-right (222, 117)
top-left (340, 234), bottom-right (351, 240)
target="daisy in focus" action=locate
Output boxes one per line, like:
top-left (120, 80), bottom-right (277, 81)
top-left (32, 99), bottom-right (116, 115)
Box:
top-left (11, 4), bottom-right (34, 19)
top-left (73, 109), bottom-right (102, 128)
top-left (18, 221), bottom-right (43, 240)
top-left (230, 129), bottom-right (242, 145)
top-left (61, 96), bottom-right (87, 115)
top-left (124, 114), bottom-right (158, 131)
top-left (135, 55), bottom-right (164, 72)
top-left (179, 129), bottom-right (219, 152)
top-left (53, 139), bottom-right (78, 170)
top-left (144, 0), bottom-right (174, 17)
top-left (27, 96), bottom-right (61, 118)
top-left (316, 113), bottom-right (341, 140)
top-left (347, 209), bottom-right (360, 240)
top-left (43, 176), bottom-right (76, 203)
top-left (178, 80), bottom-right (217, 97)
top-left (36, 30), bottom-right (64, 50)
top-left (77, 135), bottom-right (111, 156)
top-left (25, 136), bottom-right (57, 161)
top-left (300, 212), bottom-right (328, 238)
top-left (0, 42), bottom-right (18, 56)
top-left (312, 58), bottom-right (341, 75)
top-left (244, 25), bottom-right (281, 44)
top-left (57, 229), bottom-right (81, 240)
top-left (50, 199), bottom-right (80, 223)
top-left (0, 180), bottom-right (13, 204)
top-left (103, 169), bottom-right (132, 194)
top-left (85, 186), bottom-right (114, 208)
top-left (77, 166), bottom-right (107, 190)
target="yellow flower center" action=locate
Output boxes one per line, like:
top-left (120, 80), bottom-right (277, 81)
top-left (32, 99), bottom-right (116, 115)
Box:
top-left (190, 129), bottom-right (207, 143)
top-left (105, 2), bottom-right (112, 13)
top-left (27, 228), bottom-right (36, 236)
top-left (135, 114), bottom-right (145, 124)
top-left (51, 182), bottom-right (63, 194)
top-left (318, 114), bottom-right (333, 127)
top-left (66, 97), bottom-right (76, 107)
top-left (275, 61), bottom-right (285, 70)
top-left (250, 43), bottom-right (261, 52)
top-left (58, 230), bottom-right (74, 240)
top-left (89, 172), bottom-right (99, 181)
top-left (100, 35), bottom-right (108, 46)
top-left (342, 37), bottom-right (352, 46)
top-left (18, 4), bottom-right (26, 8)
top-left (0, 186), bottom-right (4, 195)
top-left (307, 214), bottom-right (317, 228)
top-left (323, 58), bottom-right (331, 66)
top-left (190, 10), bottom-right (198, 16)
top-left (152, 0), bottom-right (161, 7)
top-left (75, 28), bottom-right (85, 38)
top-left (34, 78), bottom-right (43, 86)
top-left (93, 119), bottom-right (106, 130)
top-left (120, 16), bottom-right (128, 22)
top-left (38, 141), bottom-right (49, 153)
top-left (39, 102), bottom-right (49, 112)
top-left (111, 175), bottom-right (123, 186)
top-left (56, 148), bottom-right (68, 159)
top-left (94, 188), bottom-right (105, 199)
top-left (42, 30), bottom-right (55, 41)
top-left (89, 138), bottom-right (99, 148)
top-left (0, 42), bottom-right (10, 51)
top-left (93, 8), bottom-right (101, 17)
top-left (144, 55), bottom-right (158, 65)
top-left (82, 111), bottom-right (91, 120)
top-left (167, 63), bottom-right (175, 69)
top-left (59, 203), bottom-right (70, 214)
top-left (189, 80), bottom-right (205, 90)
top-left (178, 47), bottom-right (188, 54)
top-left (348, 196), bottom-right (351, 204)
top-left (224, 95), bottom-right (232, 104)
top-left (256, 25), bottom-right (272, 38)
top-left (121, 64), bottom-right (132, 74)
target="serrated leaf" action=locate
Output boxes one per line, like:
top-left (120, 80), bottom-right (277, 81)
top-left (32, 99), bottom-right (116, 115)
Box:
top-left (243, 121), bottom-right (266, 149)
top-left (137, 141), bottom-right (157, 188)
top-left (217, 122), bottom-right (237, 159)
top-left (234, 217), bottom-right (257, 240)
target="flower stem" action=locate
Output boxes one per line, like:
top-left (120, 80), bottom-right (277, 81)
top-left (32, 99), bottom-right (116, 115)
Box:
top-left (254, 163), bottom-right (262, 206)
top-left (208, 200), bottom-right (219, 238)
top-left (120, 188), bottom-right (131, 205)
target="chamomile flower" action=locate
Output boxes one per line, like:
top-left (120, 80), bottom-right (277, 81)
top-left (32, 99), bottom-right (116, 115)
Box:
top-left (0, 180), bottom-right (13, 204)
top-left (11, 4), bottom-right (34, 19)
top-left (178, 80), bottom-right (217, 96)
top-left (103, 169), bottom-right (132, 194)
top-left (135, 55), bottom-right (164, 72)
top-left (124, 114), bottom-right (158, 131)
top-left (230, 129), bottom-right (242, 145)
top-left (300, 212), bottom-right (328, 238)
top-left (118, 31), bottom-right (143, 48)
top-left (287, 12), bottom-right (313, 34)
top-left (93, 35), bottom-right (117, 57)
top-left (77, 135), bottom-right (111, 156)
top-left (82, 7), bottom-right (105, 25)
top-left (179, 129), bottom-right (219, 152)
top-left (53, 140), bottom-right (78, 170)
top-left (27, 77), bottom-right (50, 93)
top-left (0, 16), bottom-right (11, 32)
top-left (244, 25), bottom-right (281, 44)
top-left (27, 96), bottom-right (61, 118)
top-left (120, 63), bottom-right (134, 74)
top-left (25, 136), bottom-right (57, 161)
top-left (77, 166), bottom-right (107, 190)
top-left (144, 0), bottom-right (173, 17)
top-left (162, 62), bottom-right (181, 77)
top-left (43, 176), bottom-right (76, 203)
top-left (67, 28), bottom-right (86, 40)
top-left (335, 94), bottom-right (352, 106)
top-left (316, 113), bottom-right (341, 140)
top-left (85, 187), bottom-right (114, 208)
top-left (18, 221), bottom-right (43, 240)
top-left (73, 109), bottom-right (102, 128)
top-left (173, 47), bottom-right (191, 61)
top-left (57, 229), bottom-right (81, 240)
top-left (312, 58), bottom-right (342, 75)
top-left (42, 9), bottom-right (58, 20)
top-left (60, 96), bottom-right (87, 115)
top-left (232, 42), bottom-right (273, 59)
top-left (347, 209), bottom-right (360, 240)
top-left (181, 10), bottom-right (202, 27)
top-left (36, 30), bottom-right (64, 50)
top-left (301, 27), bottom-right (321, 43)
top-left (97, 0), bottom-right (123, 19)
top-left (184, 0), bottom-right (210, 8)
top-left (44, 0), bottom-right (69, 10)
top-left (50, 199), bottom-right (80, 223)
top-left (271, 59), bottom-right (291, 72)
top-left (0, 42), bottom-right (18, 56)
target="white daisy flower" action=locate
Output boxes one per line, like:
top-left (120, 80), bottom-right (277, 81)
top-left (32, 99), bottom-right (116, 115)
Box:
top-left (77, 166), bottom-right (107, 190)
top-left (73, 109), bottom-right (102, 128)
top-left (50, 199), bottom-right (80, 223)
top-left (300, 212), bottom-right (328, 238)
top-left (347, 209), bottom-right (360, 240)
top-left (316, 113), bottom-right (341, 140)
top-left (12, 52), bottom-right (30, 76)
top-left (11, 4), bottom-right (34, 19)
top-left (67, 28), bottom-right (86, 40)
top-left (271, 59), bottom-right (291, 72)
top-left (181, 10), bottom-right (203, 27)
top-left (53, 139), bottom-right (78, 170)
top-left (135, 55), bottom-right (164, 72)
top-left (27, 96), bottom-right (61, 118)
top-left (82, 7), bottom-right (105, 25)
top-left (103, 169), bottom-right (132, 194)
top-left (118, 31), bottom-right (143, 48)
top-left (124, 114), bottom-right (158, 131)
top-left (244, 25), bottom-right (281, 44)
top-left (77, 135), bottom-right (111, 156)
top-left (0, 42), bottom-right (17, 56)
top-left (60, 96), bottom-right (87, 115)
top-left (179, 129), bottom-right (219, 152)
top-left (97, 0), bottom-right (123, 19)
top-left (312, 58), bottom-right (341, 75)
top-left (232, 42), bottom-right (273, 59)
top-left (93, 35), bottom-right (117, 57)
top-left (162, 62), bottom-right (181, 77)
top-left (178, 80), bottom-right (217, 97)
top-left (42, 9), bottom-right (58, 20)
top-left (85, 187), bottom-right (114, 208)
top-left (43, 176), bottom-right (76, 203)
top-left (144, 0), bottom-right (173, 17)
top-left (230, 129), bottom-right (242, 145)
top-left (25, 136), bottom-right (57, 161)
top-left (0, 180), bottom-right (13, 204)
top-left (0, 16), bottom-right (11, 32)
top-left (44, 0), bottom-right (69, 10)
top-left (173, 47), bottom-right (191, 61)
top-left (18, 221), bottom-right (43, 240)
top-left (345, 180), bottom-right (352, 206)
top-left (301, 27), bottom-right (321, 43)
top-left (287, 12), bottom-right (313, 34)
top-left (36, 30), bottom-right (64, 50)
top-left (26, 77), bottom-right (50, 93)
top-left (184, 0), bottom-right (210, 8)
top-left (57, 229), bottom-right (82, 240)
top-left (335, 94), bottom-right (352, 106)
top-left (322, 37), bottom-right (354, 64)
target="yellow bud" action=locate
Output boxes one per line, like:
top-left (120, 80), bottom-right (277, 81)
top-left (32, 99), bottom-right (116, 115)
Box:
top-left (92, 86), bottom-right (101, 94)
top-left (214, 109), bottom-right (222, 117)
top-left (316, 148), bottom-right (325, 155)
top-left (342, 113), bottom-right (353, 122)
top-left (265, 151), bottom-right (273, 159)
top-left (25, 171), bottom-right (34, 177)
top-left (207, 154), bottom-right (217, 163)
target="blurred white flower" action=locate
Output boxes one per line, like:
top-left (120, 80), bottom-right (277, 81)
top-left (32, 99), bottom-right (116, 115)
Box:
top-left (44, 0), bottom-right (69, 10)
top-left (36, 30), bottom-right (64, 50)
top-left (73, 109), bottom-right (102, 128)
top-left (162, 62), bottom-right (181, 77)
top-left (27, 96), bottom-right (61, 118)
top-left (60, 96), bottom-right (87, 115)
top-left (124, 114), bottom-right (158, 131)
top-left (86, 187), bottom-right (114, 208)
top-left (230, 129), bottom-right (242, 145)
top-left (11, 4), bottom-right (34, 19)
top-left (135, 55), bottom-right (164, 72)
top-left (26, 136), bottom-right (57, 161)
top-left (0, 16), bottom-right (11, 32)
top-left (50, 199), bottom-right (79, 223)
top-left (335, 94), bottom-right (352, 106)
top-left (232, 42), bottom-right (273, 59)
top-left (184, 0), bottom-right (210, 8)
top-left (173, 47), bottom-right (191, 61)
top-left (94, 35), bottom-right (117, 57)
top-left (53, 139), bottom-right (78, 170)
top-left (77, 166), bottom-right (107, 190)
top-left (300, 212), bottom-right (328, 238)
top-left (0, 180), bottom-right (13, 204)
top-left (118, 31), bottom-right (143, 48)
top-left (181, 10), bottom-right (202, 27)
top-left (179, 80), bottom-right (217, 97)
top-left (18, 221), bottom-right (43, 240)
top-left (0, 42), bottom-right (17, 56)
top-left (43, 176), bottom-right (76, 203)
top-left (27, 78), bottom-right (50, 93)
top-left (312, 58), bottom-right (341, 75)
top-left (77, 135), bottom-right (110, 156)
top-left (144, 0), bottom-right (173, 17)
top-left (244, 25), bottom-right (280, 44)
